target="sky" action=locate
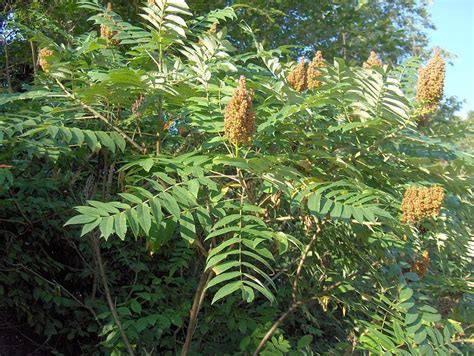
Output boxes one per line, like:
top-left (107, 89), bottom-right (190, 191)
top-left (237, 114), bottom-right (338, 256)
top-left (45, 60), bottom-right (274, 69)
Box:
top-left (427, 0), bottom-right (474, 117)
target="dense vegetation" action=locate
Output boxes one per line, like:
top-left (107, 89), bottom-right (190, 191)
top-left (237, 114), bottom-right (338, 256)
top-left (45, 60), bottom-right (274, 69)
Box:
top-left (1, 0), bottom-right (473, 355)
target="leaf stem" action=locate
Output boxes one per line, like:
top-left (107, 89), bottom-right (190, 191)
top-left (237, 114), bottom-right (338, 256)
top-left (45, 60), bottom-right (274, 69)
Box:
top-left (54, 78), bottom-right (145, 153)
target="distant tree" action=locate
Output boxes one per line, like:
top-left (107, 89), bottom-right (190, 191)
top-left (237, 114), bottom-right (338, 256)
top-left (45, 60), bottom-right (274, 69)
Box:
top-left (187, 0), bottom-right (434, 62)
top-left (1, 0), bottom-right (434, 92)
top-left (467, 110), bottom-right (474, 121)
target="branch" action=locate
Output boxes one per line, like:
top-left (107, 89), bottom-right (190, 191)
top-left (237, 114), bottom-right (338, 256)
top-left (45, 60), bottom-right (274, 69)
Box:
top-left (9, 192), bottom-right (33, 226)
top-left (54, 78), bottom-right (145, 153)
top-left (30, 41), bottom-right (37, 77)
top-left (4, 40), bottom-right (13, 92)
top-left (181, 268), bottom-right (214, 356)
top-left (292, 236), bottom-right (316, 300)
top-left (9, 262), bottom-right (100, 324)
top-left (92, 236), bottom-right (135, 356)
top-left (253, 275), bottom-right (355, 355)
top-left (292, 219), bottom-right (325, 301)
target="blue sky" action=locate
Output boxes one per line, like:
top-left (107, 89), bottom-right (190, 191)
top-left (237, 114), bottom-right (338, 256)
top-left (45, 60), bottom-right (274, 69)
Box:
top-left (427, 0), bottom-right (474, 117)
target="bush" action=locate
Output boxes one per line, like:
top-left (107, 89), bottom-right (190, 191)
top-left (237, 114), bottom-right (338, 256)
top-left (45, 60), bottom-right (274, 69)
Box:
top-left (1, 0), bottom-right (472, 354)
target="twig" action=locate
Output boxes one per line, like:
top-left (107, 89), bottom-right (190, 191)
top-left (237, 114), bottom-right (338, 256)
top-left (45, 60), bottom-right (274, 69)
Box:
top-left (253, 275), bottom-right (356, 355)
top-left (92, 236), bottom-right (135, 355)
top-left (54, 78), bottom-right (145, 153)
top-left (2, 319), bottom-right (55, 353)
top-left (181, 268), bottom-right (214, 356)
top-left (10, 192), bottom-right (33, 226)
top-left (292, 235), bottom-right (317, 301)
top-left (156, 95), bottom-right (163, 155)
top-left (30, 40), bottom-right (37, 77)
top-left (4, 33), bottom-right (13, 92)
top-left (8, 263), bottom-right (100, 323)
top-left (292, 219), bottom-right (326, 301)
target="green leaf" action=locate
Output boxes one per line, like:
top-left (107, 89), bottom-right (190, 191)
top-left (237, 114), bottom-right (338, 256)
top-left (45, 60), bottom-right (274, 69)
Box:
top-left (399, 287), bottom-right (413, 302)
top-left (119, 193), bottom-right (143, 204)
top-left (405, 308), bottom-right (419, 325)
top-left (341, 205), bottom-right (352, 219)
top-left (64, 214), bottom-right (97, 226)
top-left (137, 203), bottom-right (152, 235)
top-left (117, 307), bottom-right (131, 316)
top-left (210, 261), bottom-right (240, 275)
top-left (76, 206), bottom-right (106, 217)
top-left (414, 326), bottom-right (427, 344)
top-left (180, 211), bottom-right (196, 244)
top-left (242, 280), bottom-right (274, 303)
top-left (205, 226), bottom-right (240, 241)
top-left (241, 285), bottom-right (255, 303)
top-left (188, 179), bottom-right (200, 198)
top-left (308, 193), bottom-right (321, 214)
top-left (406, 318), bottom-right (422, 334)
top-left (211, 281), bottom-right (242, 304)
top-left (88, 200), bottom-right (120, 214)
top-left (111, 132), bottom-right (126, 152)
top-left (422, 313), bottom-right (441, 322)
top-left (100, 216), bottom-right (115, 240)
top-left (241, 250), bottom-right (273, 270)
top-left (135, 317), bottom-right (149, 333)
top-left (80, 219), bottom-right (101, 237)
top-left (206, 250), bottom-right (240, 270)
top-left (207, 271), bottom-right (242, 289)
top-left (297, 335), bottom-right (313, 350)
top-left (96, 131), bottom-right (116, 153)
top-left (213, 156), bottom-right (249, 170)
top-left (130, 299), bottom-right (142, 314)
top-left (84, 130), bottom-right (98, 150)
top-left (114, 213), bottom-right (127, 240)
top-left (207, 237), bottom-right (241, 259)
top-left (404, 272), bottom-right (419, 282)
top-left (320, 199), bottom-right (333, 215)
top-left (160, 192), bottom-right (180, 219)
top-left (392, 321), bottom-right (405, 344)
top-left (212, 214), bottom-right (241, 230)
top-left (126, 208), bottom-right (140, 237)
top-left (139, 158), bottom-right (154, 172)
top-left (330, 202), bottom-right (343, 218)
top-left (366, 327), bottom-right (396, 350)
top-left (352, 207), bottom-right (364, 223)
top-left (150, 197), bottom-right (162, 224)
top-left (419, 305), bottom-right (438, 313)
top-left (71, 128), bottom-right (85, 144)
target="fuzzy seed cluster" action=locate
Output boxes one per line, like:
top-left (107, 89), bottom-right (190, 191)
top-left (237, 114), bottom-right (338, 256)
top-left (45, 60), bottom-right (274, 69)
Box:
top-left (287, 58), bottom-right (307, 92)
top-left (38, 48), bottom-right (54, 72)
top-left (363, 51), bottom-right (382, 69)
top-left (131, 95), bottom-right (145, 116)
top-left (411, 250), bottom-right (430, 277)
top-left (438, 293), bottom-right (462, 317)
top-left (224, 76), bottom-right (256, 146)
top-left (302, 215), bottom-right (315, 233)
top-left (416, 50), bottom-right (445, 116)
top-left (307, 51), bottom-right (325, 89)
top-left (100, 2), bottom-right (118, 45)
top-left (208, 22), bottom-right (218, 34)
top-left (401, 186), bottom-right (445, 223)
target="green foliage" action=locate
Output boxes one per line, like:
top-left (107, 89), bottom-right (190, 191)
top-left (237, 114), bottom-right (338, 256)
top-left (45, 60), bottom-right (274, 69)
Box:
top-left (358, 284), bottom-right (461, 354)
top-left (185, 0), bottom-right (435, 62)
top-left (1, 1), bottom-right (473, 355)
